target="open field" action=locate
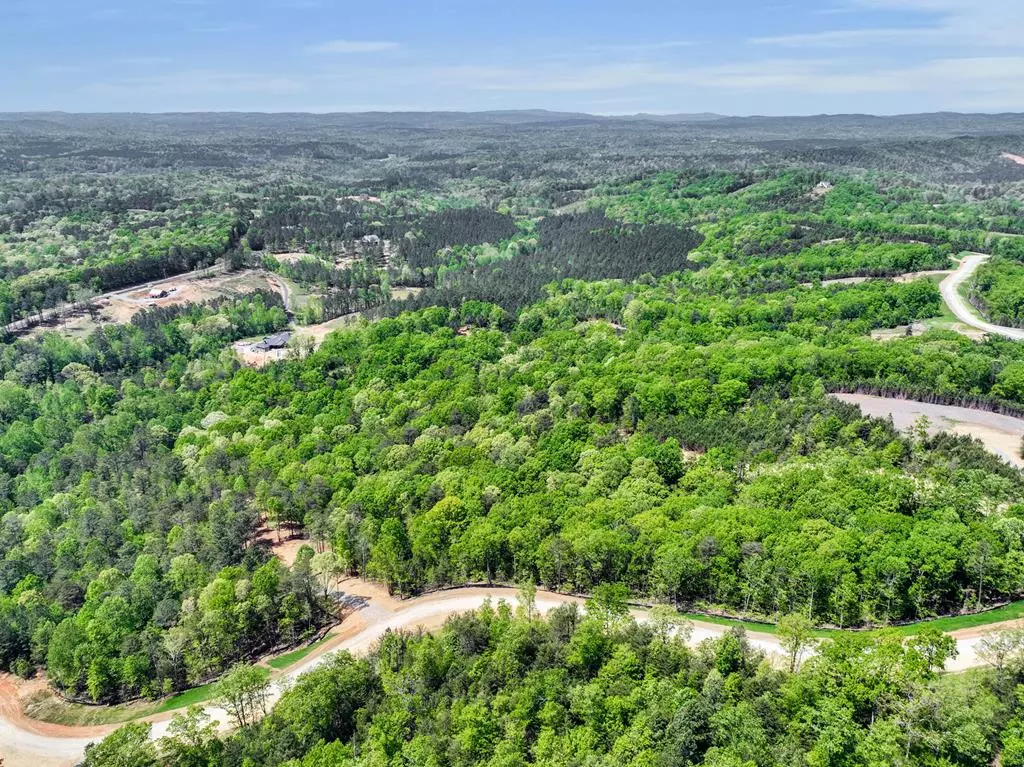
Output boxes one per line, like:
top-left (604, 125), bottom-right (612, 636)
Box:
top-left (16, 267), bottom-right (290, 342)
top-left (101, 268), bottom-right (282, 323)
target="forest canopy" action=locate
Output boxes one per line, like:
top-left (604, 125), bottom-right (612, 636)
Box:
top-left (6, 113), bottom-right (1024, 767)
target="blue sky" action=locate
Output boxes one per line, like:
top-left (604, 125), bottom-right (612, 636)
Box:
top-left (4, 0), bottom-right (1023, 114)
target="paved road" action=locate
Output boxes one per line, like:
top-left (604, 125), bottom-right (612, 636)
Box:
top-left (0, 584), bottom-right (1018, 766)
top-left (939, 254), bottom-right (1024, 340)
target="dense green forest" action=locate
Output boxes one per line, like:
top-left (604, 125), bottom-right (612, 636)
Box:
top-left (6, 112), bottom-right (1024, 764)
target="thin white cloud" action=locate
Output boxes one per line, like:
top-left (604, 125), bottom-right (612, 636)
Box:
top-left (192, 25), bottom-right (250, 33)
top-left (832, 0), bottom-right (1024, 47)
top-left (751, 27), bottom-right (939, 47)
top-left (307, 40), bottom-right (400, 54)
top-left (419, 53), bottom-right (1024, 110)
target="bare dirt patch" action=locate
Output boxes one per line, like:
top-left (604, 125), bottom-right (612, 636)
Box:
top-left (23, 310), bottom-right (104, 342)
top-left (870, 322), bottom-right (926, 341)
top-left (270, 252), bottom-right (321, 265)
top-left (297, 313), bottom-right (364, 346)
top-left (832, 393), bottom-right (1024, 467)
top-left (1002, 152), bottom-right (1024, 166)
top-left (892, 269), bottom-right (952, 283)
top-left (103, 269), bottom-right (277, 323)
top-left (252, 527), bottom-right (317, 566)
top-left (822, 276), bottom-right (870, 287)
top-left (389, 286), bottom-right (423, 302)
top-left (0, 674), bottom-right (112, 767)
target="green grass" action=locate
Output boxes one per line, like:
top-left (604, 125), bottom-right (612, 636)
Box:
top-left (267, 637), bottom-right (330, 670)
top-left (889, 600), bottom-right (1024, 635)
top-left (152, 680), bottom-right (220, 714)
top-left (22, 683), bottom-right (220, 726)
top-left (681, 611), bottom-right (836, 637)
top-left (680, 599), bottom-right (1024, 638)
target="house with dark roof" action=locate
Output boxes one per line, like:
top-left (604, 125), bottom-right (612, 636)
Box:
top-left (252, 332), bottom-right (291, 352)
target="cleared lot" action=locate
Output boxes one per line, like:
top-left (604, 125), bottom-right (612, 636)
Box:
top-left (832, 392), bottom-right (1024, 467)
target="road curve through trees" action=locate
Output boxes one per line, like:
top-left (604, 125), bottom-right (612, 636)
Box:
top-left (7, 258), bottom-right (1024, 764)
top-left (0, 585), bottom-right (1016, 767)
top-left (940, 254), bottom-right (1024, 340)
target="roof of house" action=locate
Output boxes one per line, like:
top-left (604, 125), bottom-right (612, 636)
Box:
top-left (253, 331), bottom-right (292, 351)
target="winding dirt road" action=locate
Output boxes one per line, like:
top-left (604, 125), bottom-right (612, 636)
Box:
top-left (939, 254), bottom-right (1024, 341)
top-left (0, 584), bottom-right (1018, 766)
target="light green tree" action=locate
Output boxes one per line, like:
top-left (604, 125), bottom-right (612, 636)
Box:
top-left (777, 612), bottom-right (816, 672)
top-left (215, 663), bottom-right (272, 728)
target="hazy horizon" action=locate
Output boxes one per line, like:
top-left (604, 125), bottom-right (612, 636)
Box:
top-left (5, 0), bottom-right (1024, 115)
top-left (4, 108), bottom-right (1024, 119)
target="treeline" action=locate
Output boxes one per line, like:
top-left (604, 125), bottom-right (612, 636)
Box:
top-left (393, 210), bottom-right (703, 312)
top-left (272, 258), bottom-right (391, 322)
top-left (394, 207), bottom-right (519, 269)
top-left (970, 258), bottom-right (1024, 328)
top-left (0, 177), bottom-right (177, 231)
top-left (79, 219), bottom-right (243, 294)
top-left (0, 213), bottom-right (243, 326)
top-left (686, 240), bottom-right (953, 298)
top-left (129, 289), bottom-right (285, 330)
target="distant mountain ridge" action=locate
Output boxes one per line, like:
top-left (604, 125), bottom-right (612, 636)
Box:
top-left (4, 109), bottom-right (1024, 142)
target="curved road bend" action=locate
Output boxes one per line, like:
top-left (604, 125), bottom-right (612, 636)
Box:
top-left (0, 586), bottom-right (1011, 766)
top-left (940, 254), bottom-right (1024, 341)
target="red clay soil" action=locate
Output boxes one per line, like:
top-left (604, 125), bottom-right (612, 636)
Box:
top-left (0, 674), bottom-right (116, 739)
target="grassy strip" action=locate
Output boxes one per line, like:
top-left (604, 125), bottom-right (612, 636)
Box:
top-left (152, 681), bottom-right (220, 714)
top-left (888, 600), bottom-right (1024, 635)
top-left (681, 611), bottom-right (835, 637)
top-left (266, 637), bottom-right (330, 670)
top-left (23, 697), bottom-right (161, 727)
top-left (680, 599), bottom-right (1024, 638)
